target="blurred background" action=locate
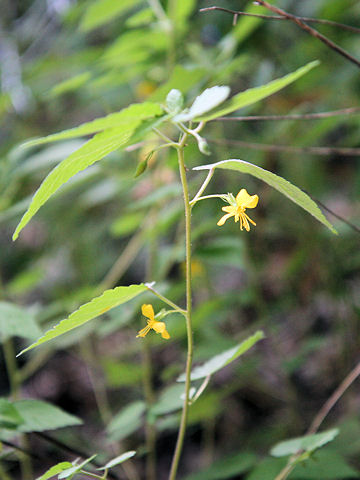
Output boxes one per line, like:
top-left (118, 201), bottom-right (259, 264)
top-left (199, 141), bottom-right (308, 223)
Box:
top-left (0, 0), bottom-right (359, 479)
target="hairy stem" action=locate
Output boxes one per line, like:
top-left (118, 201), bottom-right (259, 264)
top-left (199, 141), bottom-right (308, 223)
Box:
top-left (168, 135), bottom-right (193, 480)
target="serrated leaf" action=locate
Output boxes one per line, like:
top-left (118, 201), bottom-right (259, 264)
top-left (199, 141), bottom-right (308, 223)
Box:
top-left (98, 451), bottom-right (136, 470)
top-left (13, 113), bottom-right (164, 241)
top-left (178, 331), bottom-right (265, 381)
top-left (194, 61), bottom-right (319, 122)
top-left (271, 429), bottom-right (339, 457)
top-left (174, 86), bottom-right (230, 122)
top-left (22, 102), bottom-right (163, 148)
top-left (36, 462), bottom-right (73, 480)
top-left (0, 302), bottom-right (41, 341)
top-left (194, 159), bottom-right (336, 233)
top-left (14, 399), bottom-right (82, 432)
top-left (107, 401), bottom-right (145, 442)
top-left (58, 455), bottom-right (97, 479)
top-left (80, 0), bottom-right (141, 31)
top-left (17, 284), bottom-right (147, 356)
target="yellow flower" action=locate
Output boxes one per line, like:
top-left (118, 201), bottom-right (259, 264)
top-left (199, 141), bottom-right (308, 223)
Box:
top-left (136, 304), bottom-right (170, 339)
top-left (217, 189), bottom-right (259, 231)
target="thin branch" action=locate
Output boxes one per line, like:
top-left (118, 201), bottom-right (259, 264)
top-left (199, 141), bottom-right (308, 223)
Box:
top-left (212, 107), bottom-right (360, 122)
top-left (308, 361), bottom-right (360, 434)
top-left (275, 361), bottom-right (360, 480)
top-left (1, 440), bottom-right (40, 459)
top-left (199, 6), bottom-right (360, 34)
top-left (254, 1), bottom-right (360, 68)
top-left (209, 138), bottom-right (360, 156)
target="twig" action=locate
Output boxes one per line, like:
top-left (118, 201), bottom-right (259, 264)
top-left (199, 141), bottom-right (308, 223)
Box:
top-left (275, 361), bottom-right (360, 480)
top-left (209, 137), bottom-right (360, 156)
top-left (254, 1), bottom-right (360, 68)
top-left (308, 361), bottom-right (360, 434)
top-left (199, 7), bottom-right (360, 34)
top-left (1, 440), bottom-right (40, 459)
top-left (212, 107), bottom-right (360, 122)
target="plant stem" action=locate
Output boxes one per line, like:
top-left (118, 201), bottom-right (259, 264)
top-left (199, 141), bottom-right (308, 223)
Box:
top-left (146, 285), bottom-right (185, 314)
top-left (3, 338), bottom-right (20, 398)
top-left (168, 136), bottom-right (193, 480)
top-left (143, 214), bottom-right (158, 480)
top-left (190, 169), bottom-right (214, 206)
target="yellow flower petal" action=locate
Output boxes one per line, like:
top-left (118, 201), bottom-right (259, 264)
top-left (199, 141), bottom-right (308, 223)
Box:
top-left (152, 321), bottom-right (170, 339)
top-left (217, 213), bottom-right (234, 226)
top-left (141, 304), bottom-right (155, 322)
top-left (161, 329), bottom-right (170, 339)
top-left (236, 189), bottom-right (258, 209)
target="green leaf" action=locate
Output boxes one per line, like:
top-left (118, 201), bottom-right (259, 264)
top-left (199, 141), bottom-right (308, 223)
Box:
top-left (50, 73), bottom-right (91, 97)
top-left (14, 399), bottom-right (82, 432)
top-left (107, 401), bottom-right (145, 442)
top-left (13, 112), bottom-right (164, 241)
top-left (22, 102), bottom-right (163, 148)
top-left (174, 86), bottom-right (230, 122)
top-left (36, 462), bottom-right (73, 480)
top-left (182, 452), bottom-right (256, 480)
top-left (271, 429), bottom-right (339, 457)
top-left (80, 0), bottom-right (142, 31)
top-left (58, 455), bottom-right (97, 479)
top-left (0, 302), bottom-right (41, 341)
top-left (194, 160), bottom-right (336, 234)
top-left (0, 398), bottom-right (23, 429)
top-left (150, 384), bottom-right (185, 416)
top-left (178, 331), bottom-right (265, 381)
top-left (17, 284), bottom-right (147, 356)
top-left (194, 61), bottom-right (319, 122)
top-left (98, 451), bottom-right (136, 470)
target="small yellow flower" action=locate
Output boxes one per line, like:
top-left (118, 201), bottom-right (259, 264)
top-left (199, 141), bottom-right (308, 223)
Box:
top-left (136, 304), bottom-right (170, 339)
top-left (217, 189), bottom-right (259, 231)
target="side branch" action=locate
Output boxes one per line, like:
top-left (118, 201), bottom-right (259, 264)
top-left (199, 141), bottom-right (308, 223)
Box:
top-left (199, 7), bottom-right (360, 34)
top-left (254, 1), bottom-right (360, 68)
top-left (212, 107), bottom-right (360, 122)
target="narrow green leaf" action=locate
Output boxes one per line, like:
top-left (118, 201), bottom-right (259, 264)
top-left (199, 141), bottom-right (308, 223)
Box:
top-left (98, 451), bottom-right (136, 470)
top-left (107, 401), bottom-right (146, 441)
top-left (50, 73), bottom-right (91, 97)
top-left (194, 60), bottom-right (319, 121)
top-left (271, 429), bottom-right (339, 457)
top-left (0, 302), bottom-right (41, 341)
top-left (80, 0), bottom-right (141, 31)
top-left (174, 86), bottom-right (230, 122)
top-left (22, 102), bottom-right (163, 148)
top-left (150, 384), bottom-right (185, 416)
top-left (13, 113), bottom-right (164, 241)
top-left (58, 455), bottom-right (97, 479)
top-left (194, 159), bottom-right (337, 233)
top-left (36, 462), bottom-right (73, 480)
top-left (14, 399), bottom-right (82, 432)
top-left (178, 331), bottom-right (265, 381)
top-left (17, 284), bottom-right (147, 356)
